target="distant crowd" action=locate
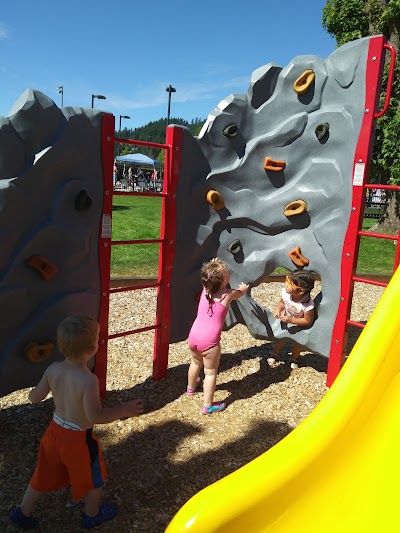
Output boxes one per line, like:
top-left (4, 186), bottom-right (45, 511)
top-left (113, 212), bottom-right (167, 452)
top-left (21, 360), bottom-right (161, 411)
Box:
top-left (113, 165), bottom-right (162, 192)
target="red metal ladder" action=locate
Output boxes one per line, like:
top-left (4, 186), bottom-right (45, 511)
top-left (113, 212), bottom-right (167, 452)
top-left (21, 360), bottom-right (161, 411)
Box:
top-left (326, 36), bottom-right (398, 387)
top-left (95, 116), bottom-right (183, 396)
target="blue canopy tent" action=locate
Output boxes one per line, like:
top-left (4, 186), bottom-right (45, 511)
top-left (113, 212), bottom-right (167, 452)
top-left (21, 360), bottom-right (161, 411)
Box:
top-left (115, 153), bottom-right (161, 166)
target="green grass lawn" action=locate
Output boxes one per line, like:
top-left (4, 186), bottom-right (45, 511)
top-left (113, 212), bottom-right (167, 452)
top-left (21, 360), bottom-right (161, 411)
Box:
top-left (357, 218), bottom-right (396, 275)
top-left (111, 195), bottom-right (161, 277)
top-left (110, 196), bottom-right (396, 277)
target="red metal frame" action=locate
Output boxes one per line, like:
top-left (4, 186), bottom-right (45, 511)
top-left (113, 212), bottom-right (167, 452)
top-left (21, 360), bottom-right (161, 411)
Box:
top-left (374, 43), bottom-right (396, 118)
top-left (95, 123), bottom-right (181, 395)
top-left (326, 36), bottom-right (397, 387)
top-left (96, 113), bottom-right (115, 396)
top-left (153, 126), bottom-right (183, 380)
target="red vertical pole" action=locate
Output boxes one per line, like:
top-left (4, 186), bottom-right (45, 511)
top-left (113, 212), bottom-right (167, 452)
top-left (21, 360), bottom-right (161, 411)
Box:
top-left (394, 230), bottom-right (400, 273)
top-left (152, 126), bottom-right (183, 380)
top-left (96, 113), bottom-right (115, 396)
top-left (326, 36), bottom-right (386, 387)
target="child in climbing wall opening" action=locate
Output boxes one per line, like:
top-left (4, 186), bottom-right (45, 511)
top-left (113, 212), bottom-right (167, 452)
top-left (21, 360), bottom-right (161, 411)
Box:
top-left (10, 315), bottom-right (144, 530)
top-left (267, 270), bottom-right (316, 369)
top-left (187, 257), bottom-right (249, 414)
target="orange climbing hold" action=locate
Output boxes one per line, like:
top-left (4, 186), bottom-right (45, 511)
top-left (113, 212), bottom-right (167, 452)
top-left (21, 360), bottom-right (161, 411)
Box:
top-left (288, 246), bottom-right (310, 267)
top-left (206, 190), bottom-right (225, 210)
top-left (294, 69), bottom-right (315, 95)
top-left (24, 341), bottom-right (55, 363)
top-left (284, 200), bottom-right (308, 217)
top-left (264, 157), bottom-right (286, 172)
top-left (27, 255), bottom-right (58, 280)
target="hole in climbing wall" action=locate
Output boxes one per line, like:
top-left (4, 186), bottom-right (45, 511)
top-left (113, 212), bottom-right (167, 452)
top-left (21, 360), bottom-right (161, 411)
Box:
top-left (251, 267), bottom-right (321, 318)
top-left (223, 123), bottom-right (238, 137)
top-left (315, 123), bottom-right (330, 144)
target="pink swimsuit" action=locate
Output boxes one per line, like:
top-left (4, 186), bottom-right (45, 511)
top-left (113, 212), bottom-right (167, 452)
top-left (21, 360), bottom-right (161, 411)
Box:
top-left (188, 289), bottom-right (229, 352)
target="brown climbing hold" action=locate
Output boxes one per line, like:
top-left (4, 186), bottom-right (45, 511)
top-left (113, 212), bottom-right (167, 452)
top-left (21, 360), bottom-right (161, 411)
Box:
top-left (284, 200), bottom-right (308, 217)
top-left (24, 341), bottom-right (55, 363)
top-left (206, 190), bottom-right (225, 210)
top-left (288, 246), bottom-right (310, 267)
top-left (264, 157), bottom-right (286, 172)
top-left (294, 69), bottom-right (315, 95)
top-left (27, 255), bottom-right (58, 280)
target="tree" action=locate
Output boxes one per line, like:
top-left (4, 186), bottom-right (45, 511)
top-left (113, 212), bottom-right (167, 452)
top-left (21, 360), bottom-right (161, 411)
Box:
top-left (322, 0), bottom-right (400, 234)
top-left (114, 117), bottom-right (206, 164)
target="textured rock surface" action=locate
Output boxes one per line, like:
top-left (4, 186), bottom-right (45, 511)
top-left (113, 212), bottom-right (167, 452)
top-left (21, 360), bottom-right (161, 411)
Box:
top-left (170, 37), bottom-right (371, 358)
top-left (0, 89), bottom-right (104, 395)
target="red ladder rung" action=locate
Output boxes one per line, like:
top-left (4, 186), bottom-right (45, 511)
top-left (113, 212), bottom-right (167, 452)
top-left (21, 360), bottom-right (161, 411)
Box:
top-left (358, 230), bottom-right (398, 240)
top-left (112, 239), bottom-right (163, 245)
top-left (346, 319), bottom-right (366, 329)
top-left (110, 283), bottom-right (160, 294)
top-left (113, 191), bottom-right (167, 198)
top-left (109, 324), bottom-right (160, 339)
top-left (352, 276), bottom-right (388, 287)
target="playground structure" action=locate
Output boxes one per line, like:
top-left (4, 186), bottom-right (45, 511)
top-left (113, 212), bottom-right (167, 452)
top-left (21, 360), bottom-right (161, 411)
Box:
top-left (165, 264), bottom-right (400, 532)
top-left (0, 32), bottom-right (399, 532)
top-left (0, 34), bottom-right (399, 400)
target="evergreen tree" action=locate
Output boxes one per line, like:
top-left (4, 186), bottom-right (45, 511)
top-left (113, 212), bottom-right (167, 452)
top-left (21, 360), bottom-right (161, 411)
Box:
top-left (322, 0), bottom-right (400, 233)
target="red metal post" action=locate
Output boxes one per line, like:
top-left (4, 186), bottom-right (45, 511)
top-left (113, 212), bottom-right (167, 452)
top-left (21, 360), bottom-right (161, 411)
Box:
top-left (152, 126), bottom-right (183, 380)
top-left (96, 113), bottom-right (115, 396)
top-left (326, 36), bottom-right (387, 387)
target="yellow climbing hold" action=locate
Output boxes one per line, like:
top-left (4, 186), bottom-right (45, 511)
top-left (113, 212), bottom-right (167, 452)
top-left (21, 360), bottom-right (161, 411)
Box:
top-left (294, 70), bottom-right (315, 95)
top-left (206, 190), bottom-right (225, 210)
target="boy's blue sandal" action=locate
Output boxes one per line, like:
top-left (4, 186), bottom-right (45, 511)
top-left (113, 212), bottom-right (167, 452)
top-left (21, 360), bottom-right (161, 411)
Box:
top-left (81, 502), bottom-right (118, 529)
top-left (9, 507), bottom-right (39, 530)
top-left (201, 402), bottom-right (226, 415)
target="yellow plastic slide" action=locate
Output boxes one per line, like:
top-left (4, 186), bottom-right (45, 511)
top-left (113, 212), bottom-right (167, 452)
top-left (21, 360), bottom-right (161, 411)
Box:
top-left (166, 268), bottom-right (400, 532)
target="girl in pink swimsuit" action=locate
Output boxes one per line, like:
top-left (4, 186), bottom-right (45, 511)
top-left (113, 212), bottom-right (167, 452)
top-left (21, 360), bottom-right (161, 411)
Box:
top-left (187, 258), bottom-right (249, 414)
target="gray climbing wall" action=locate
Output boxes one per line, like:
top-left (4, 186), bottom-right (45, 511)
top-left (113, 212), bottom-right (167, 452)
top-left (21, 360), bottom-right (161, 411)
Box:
top-left (169, 37), bottom-right (374, 357)
top-left (0, 89), bottom-right (106, 396)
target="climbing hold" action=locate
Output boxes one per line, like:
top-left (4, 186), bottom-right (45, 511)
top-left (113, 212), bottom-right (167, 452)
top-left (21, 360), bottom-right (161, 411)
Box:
top-left (223, 123), bottom-right (238, 137)
top-left (227, 239), bottom-right (242, 255)
top-left (27, 255), bottom-right (58, 281)
top-left (284, 200), bottom-right (308, 217)
top-left (206, 190), bottom-right (225, 210)
top-left (264, 157), bottom-right (286, 172)
top-left (24, 341), bottom-right (55, 363)
top-left (288, 246), bottom-right (310, 267)
top-left (293, 70), bottom-right (315, 95)
top-left (75, 189), bottom-right (92, 211)
top-left (315, 123), bottom-right (330, 142)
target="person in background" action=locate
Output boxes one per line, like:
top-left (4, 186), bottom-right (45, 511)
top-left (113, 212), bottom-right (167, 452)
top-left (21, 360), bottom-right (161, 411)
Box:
top-left (127, 167), bottom-right (133, 188)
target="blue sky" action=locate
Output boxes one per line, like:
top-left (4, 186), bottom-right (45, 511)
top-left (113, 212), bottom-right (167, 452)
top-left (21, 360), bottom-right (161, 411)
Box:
top-left (0, 0), bottom-right (336, 129)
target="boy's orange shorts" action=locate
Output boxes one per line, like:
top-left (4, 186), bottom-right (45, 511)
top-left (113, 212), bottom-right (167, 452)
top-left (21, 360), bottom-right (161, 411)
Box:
top-left (30, 420), bottom-right (107, 500)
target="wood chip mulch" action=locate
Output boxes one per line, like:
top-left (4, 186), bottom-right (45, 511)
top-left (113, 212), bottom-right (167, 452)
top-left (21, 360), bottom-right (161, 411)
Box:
top-left (0, 281), bottom-right (384, 532)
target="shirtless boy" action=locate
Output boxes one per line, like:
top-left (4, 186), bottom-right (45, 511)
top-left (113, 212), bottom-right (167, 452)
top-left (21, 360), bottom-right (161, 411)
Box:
top-left (10, 315), bottom-right (144, 530)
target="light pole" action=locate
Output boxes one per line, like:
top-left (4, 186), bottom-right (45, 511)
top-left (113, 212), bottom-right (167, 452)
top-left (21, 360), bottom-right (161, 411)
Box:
top-left (91, 94), bottom-right (106, 108)
top-left (57, 85), bottom-right (64, 107)
top-left (166, 84), bottom-right (176, 125)
top-left (118, 115), bottom-right (130, 155)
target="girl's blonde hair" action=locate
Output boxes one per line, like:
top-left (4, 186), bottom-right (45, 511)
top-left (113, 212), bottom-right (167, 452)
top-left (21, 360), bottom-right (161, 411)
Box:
top-left (57, 315), bottom-right (99, 360)
top-left (201, 258), bottom-right (229, 310)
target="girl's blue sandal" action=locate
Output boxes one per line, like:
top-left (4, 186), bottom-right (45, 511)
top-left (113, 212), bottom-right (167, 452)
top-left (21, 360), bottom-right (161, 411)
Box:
top-left (187, 376), bottom-right (202, 396)
top-left (81, 502), bottom-right (118, 529)
top-left (201, 402), bottom-right (226, 415)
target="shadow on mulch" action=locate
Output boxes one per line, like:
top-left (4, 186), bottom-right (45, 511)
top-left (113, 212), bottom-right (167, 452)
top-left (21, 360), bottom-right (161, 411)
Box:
top-left (103, 342), bottom-right (328, 414)
top-left (0, 397), bottom-right (292, 533)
